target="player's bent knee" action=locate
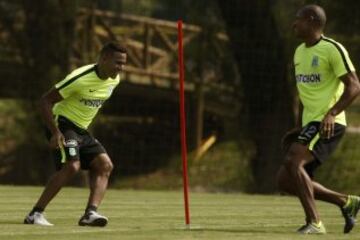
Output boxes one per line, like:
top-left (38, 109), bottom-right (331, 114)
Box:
top-left (93, 155), bottom-right (113, 174)
top-left (283, 154), bottom-right (304, 176)
top-left (102, 159), bottom-right (113, 173)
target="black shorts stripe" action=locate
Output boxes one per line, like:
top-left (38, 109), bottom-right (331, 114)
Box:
top-left (57, 66), bottom-right (95, 90)
top-left (322, 37), bottom-right (351, 73)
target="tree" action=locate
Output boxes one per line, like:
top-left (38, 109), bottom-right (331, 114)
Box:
top-left (0, 0), bottom-right (78, 184)
top-left (0, 0), bottom-right (77, 98)
top-left (218, 0), bottom-right (295, 192)
top-left (21, 0), bottom-right (77, 96)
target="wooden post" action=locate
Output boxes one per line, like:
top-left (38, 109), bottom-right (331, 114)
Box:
top-left (143, 24), bottom-right (153, 69)
top-left (194, 81), bottom-right (204, 151)
top-left (193, 30), bottom-right (207, 153)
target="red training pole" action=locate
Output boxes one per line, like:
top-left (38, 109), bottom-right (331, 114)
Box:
top-left (177, 20), bottom-right (190, 228)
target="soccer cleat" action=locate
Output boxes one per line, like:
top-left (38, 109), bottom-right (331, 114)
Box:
top-left (24, 212), bottom-right (54, 226)
top-left (78, 210), bottom-right (108, 227)
top-left (297, 221), bottom-right (326, 234)
top-left (341, 195), bottom-right (360, 233)
top-left (297, 224), bottom-right (309, 232)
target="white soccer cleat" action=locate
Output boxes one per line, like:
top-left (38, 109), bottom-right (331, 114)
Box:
top-left (24, 212), bottom-right (54, 226)
top-left (78, 210), bottom-right (108, 227)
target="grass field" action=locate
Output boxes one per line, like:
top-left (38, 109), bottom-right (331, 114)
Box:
top-left (0, 185), bottom-right (359, 240)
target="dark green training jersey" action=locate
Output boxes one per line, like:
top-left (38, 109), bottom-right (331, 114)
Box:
top-left (53, 64), bottom-right (120, 129)
top-left (294, 36), bottom-right (355, 126)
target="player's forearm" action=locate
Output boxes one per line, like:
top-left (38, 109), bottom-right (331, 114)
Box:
top-left (297, 102), bottom-right (303, 128)
top-left (328, 76), bottom-right (360, 116)
top-left (39, 97), bottom-right (60, 135)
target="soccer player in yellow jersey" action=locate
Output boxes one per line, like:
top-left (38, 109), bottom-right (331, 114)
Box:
top-left (24, 42), bottom-right (127, 227)
top-left (276, 5), bottom-right (360, 234)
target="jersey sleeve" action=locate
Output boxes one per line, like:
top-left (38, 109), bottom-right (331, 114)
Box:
top-left (54, 72), bottom-right (81, 99)
top-left (328, 43), bottom-right (355, 78)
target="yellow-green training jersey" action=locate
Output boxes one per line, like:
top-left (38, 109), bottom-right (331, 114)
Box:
top-left (294, 36), bottom-right (355, 127)
top-left (53, 64), bottom-right (120, 129)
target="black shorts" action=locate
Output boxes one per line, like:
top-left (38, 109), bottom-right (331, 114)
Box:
top-left (296, 121), bottom-right (345, 178)
top-left (47, 116), bottom-right (106, 170)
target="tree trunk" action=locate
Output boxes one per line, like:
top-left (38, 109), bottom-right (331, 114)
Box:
top-left (21, 0), bottom-right (77, 98)
top-left (218, 0), bottom-right (295, 192)
top-left (0, 0), bottom-right (78, 184)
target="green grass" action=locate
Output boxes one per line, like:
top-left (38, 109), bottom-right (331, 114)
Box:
top-left (0, 185), bottom-right (359, 240)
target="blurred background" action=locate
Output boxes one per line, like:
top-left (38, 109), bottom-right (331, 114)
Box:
top-left (0, 0), bottom-right (359, 193)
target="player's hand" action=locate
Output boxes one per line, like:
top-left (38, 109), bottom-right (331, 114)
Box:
top-left (320, 113), bottom-right (335, 139)
top-left (49, 130), bottom-right (65, 149)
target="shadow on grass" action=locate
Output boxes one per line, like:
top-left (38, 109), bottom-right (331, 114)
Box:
top-left (175, 227), bottom-right (289, 234)
top-left (0, 219), bottom-right (24, 225)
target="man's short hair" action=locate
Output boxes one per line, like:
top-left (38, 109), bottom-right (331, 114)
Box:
top-left (100, 42), bottom-right (127, 56)
top-left (299, 4), bottom-right (327, 30)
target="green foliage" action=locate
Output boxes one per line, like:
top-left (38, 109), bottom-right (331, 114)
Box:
top-left (274, 0), bottom-right (360, 72)
top-left (115, 141), bottom-right (255, 192)
top-left (189, 141), bottom-right (254, 192)
top-left (316, 132), bottom-right (360, 193)
top-left (0, 100), bottom-right (28, 144)
top-left (121, 0), bottom-right (154, 16)
top-left (2, 0), bottom-right (360, 193)
top-left (92, 0), bottom-right (155, 16)
top-left (0, 100), bottom-right (51, 184)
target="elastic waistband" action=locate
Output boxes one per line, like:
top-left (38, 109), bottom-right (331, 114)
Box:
top-left (55, 115), bottom-right (88, 134)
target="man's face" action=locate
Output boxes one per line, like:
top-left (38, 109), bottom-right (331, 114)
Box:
top-left (293, 10), bottom-right (312, 39)
top-left (101, 51), bottom-right (127, 78)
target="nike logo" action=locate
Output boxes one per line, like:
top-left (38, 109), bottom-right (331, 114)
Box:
top-left (89, 89), bottom-right (97, 92)
top-left (295, 63), bottom-right (300, 67)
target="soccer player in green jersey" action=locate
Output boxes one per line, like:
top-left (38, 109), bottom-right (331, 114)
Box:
top-left (276, 5), bottom-right (360, 234)
top-left (24, 42), bottom-right (127, 226)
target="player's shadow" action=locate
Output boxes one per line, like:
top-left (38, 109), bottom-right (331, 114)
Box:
top-left (0, 219), bottom-right (24, 225)
top-left (179, 228), bottom-right (287, 234)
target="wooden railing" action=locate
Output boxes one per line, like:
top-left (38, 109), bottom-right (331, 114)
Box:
top-left (0, 7), bottom-right (230, 90)
top-left (74, 8), bottom-right (228, 90)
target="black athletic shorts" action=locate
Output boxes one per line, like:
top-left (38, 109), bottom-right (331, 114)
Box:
top-left (46, 116), bottom-right (106, 170)
top-left (296, 121), bottom-right (346, 178)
